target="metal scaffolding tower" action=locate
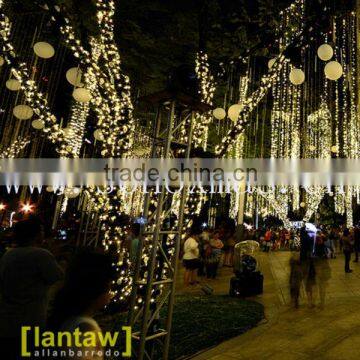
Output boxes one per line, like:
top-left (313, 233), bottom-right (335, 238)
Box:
top-left (128, 91), bottom-right (209, 360)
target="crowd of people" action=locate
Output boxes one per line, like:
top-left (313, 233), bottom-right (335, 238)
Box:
top-left (288, 225), bottom-right (360, 309)
top-left (182, 225), bottom-right (236, 287)
top-left (0, 217), bottom-right (115, 359)
top-left (3, 214), bottom-right (360, 357)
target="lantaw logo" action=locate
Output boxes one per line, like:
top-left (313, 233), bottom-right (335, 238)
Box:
top-left (21, 326), bottom-right (131, 358)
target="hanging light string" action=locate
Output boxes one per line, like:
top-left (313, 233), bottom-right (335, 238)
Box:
top-left (193, 51), bottom-right (215, 149)
top-left (0, 135), bottom-right (30, 158)
top-left (216, 0), bottom-right (305, 157)
top-left (41, 3), bottom-right (134, 156)
top-left (0, 9), bottom-right (73, 156)
top-left (64, 102), bottom-right (89, 157)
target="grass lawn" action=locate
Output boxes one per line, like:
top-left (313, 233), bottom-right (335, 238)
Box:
top-left (168, 295), bottom-right (264, 359)
top-left (101, 294), bottom-right (264, 359)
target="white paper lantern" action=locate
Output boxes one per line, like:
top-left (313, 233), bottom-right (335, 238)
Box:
top-left (289, 68), bottom-right (305, 85)
top-left (324, 61), bottom-right (343, 81)
top-left (268, 58), bottom-right (276, 69)
top-left (94, 129), bottom-right (104, 141)
top-left (13, 105), bottom-right (33, 120)
top-left (73, 88), bottom-right (91, 103)
top-left (33, 42), bottom-right (55, 59)
top-left (331, 145), bottom-right (338, 153)
top-left (31, 119), bottom-right (45, 130)
top-left (317, 44), bottom-right (333, 61)
top-left (6, 79), bottom-right (21, 91)
top-left (213, 108), bottom-right (226, 120)
top-left (46, 186), bottom-right (54, 192)
top-left (228, 104), bottom-right (243, 122)
top-left (300, 202), bottom-right (306, 208)
top-left (0, 56), bottom-right (5, 66)
top-left (66, 67), bottom-right (83, 87)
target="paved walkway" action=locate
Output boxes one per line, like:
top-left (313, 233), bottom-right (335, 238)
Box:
top-left (177, 252), bottom-right (360, 360)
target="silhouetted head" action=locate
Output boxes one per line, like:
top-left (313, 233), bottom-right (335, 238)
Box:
top-left (48, 250), bottom-right (115, 330)
top-left (13, 216), bottom-right (43, 246)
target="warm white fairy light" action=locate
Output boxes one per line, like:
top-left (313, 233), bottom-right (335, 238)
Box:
top-left (345, 187), bottom-right (354, 228)
top-left (0, 10), bottom-right (73, 156)
top-left (193, 51), bottom-right (215, 149)
top-left (65, 102), bottom-right (89, 157)
top-left (303, 186), bottom-right (326, 223)
top-left (0, 136), bottom-right (30, 158)
top-left (334, 186), bottom-right (345, 215)
top-left (216, 55), bottom-right (286, 156)
top-left (307, 101), bottom-right (332, 159)
top-left (257, 188), bottom-right (292, 229)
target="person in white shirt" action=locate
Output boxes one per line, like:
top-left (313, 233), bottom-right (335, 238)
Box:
top-left (183, 229), bottom-right (201, 287)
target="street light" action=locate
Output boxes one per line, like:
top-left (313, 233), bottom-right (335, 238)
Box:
top-left (21, 203), bottom-right (34, 213)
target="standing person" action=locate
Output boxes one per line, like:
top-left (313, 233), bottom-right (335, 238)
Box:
top-left (0, 217), bottom-right (63, 359)
top-left (183, 228), bottom-right (200, 286)
top-left (48, 251), bottom-right (115, 359)
top-left (353, 226), bottom-right (360, 263)
top-left (342, 228), bottom-right (354, 273)
top-left (264, 228), bottom-right (272, 252)
top-left (208, 232), bottom-right (224, 279)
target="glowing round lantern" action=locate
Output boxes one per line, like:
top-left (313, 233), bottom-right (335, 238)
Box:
top-left (317, 44), bottom-right (333, 61)
top-left (13, 105), bottom-right (33, 120)
top-left (300, 202), bottom-right (306, 208)
top-left (331, 145), bottom-right (339, 153)
top-left (289, 68), bottom-right (305, 85)
top-left (213, 108), bottom-right (226, 120)
top-left (31, 119), bottom-right (45, 130)
top-left (66, 67), bottom-right (83, 87)
top-left (324, 61), bottom-right (343, 80)
top-left (228, 104), bottom-right (243, 122)
top-left (33, 42), bottom-right (55, 59)
top-left (73, 88), bottom-right (91, 103)
top-left (6, 79), bottom-right (21, 91)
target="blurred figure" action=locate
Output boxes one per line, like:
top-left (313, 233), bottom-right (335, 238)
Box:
top-left (289, 253), bottom-right (303, 308)
top-left (48, 251), bottom-right (114, 359)
top-left (0, 217), bottom-right (63, 359)
top-left (299, 226), bottom-right (316, 307)
top-left (127, 223), bottom-right (141, 265)
top-left (314, 239), bottom-right (332, 309)
top-left (342, 228), bottom-right (354, 273)
top-left (224, 232), bottom-right (236, 267)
